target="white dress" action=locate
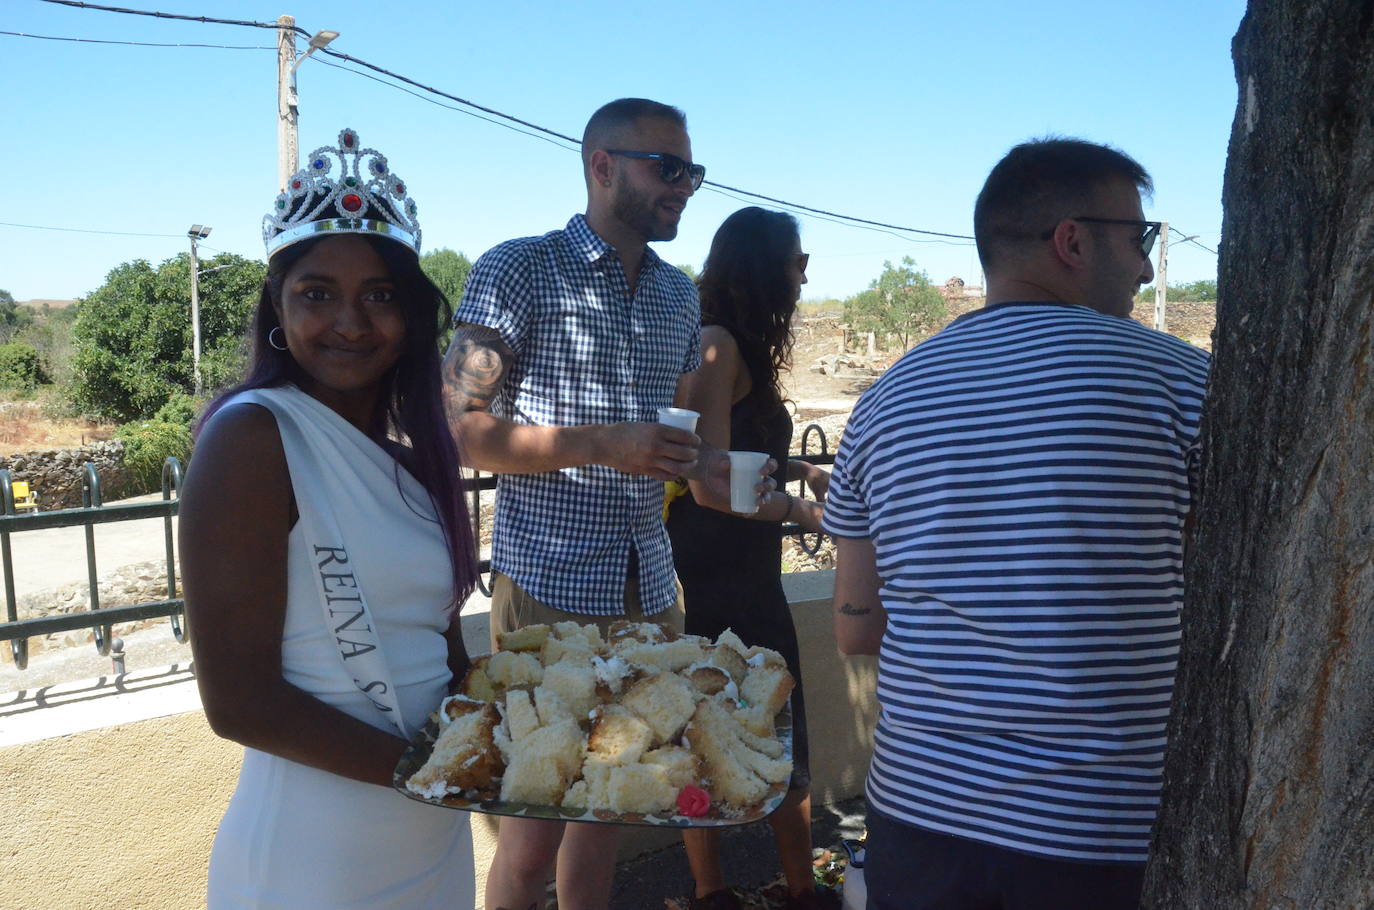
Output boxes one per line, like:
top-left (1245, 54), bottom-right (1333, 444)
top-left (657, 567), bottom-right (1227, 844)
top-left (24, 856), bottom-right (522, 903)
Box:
top-left (205, 386), bottom-right (475, 909)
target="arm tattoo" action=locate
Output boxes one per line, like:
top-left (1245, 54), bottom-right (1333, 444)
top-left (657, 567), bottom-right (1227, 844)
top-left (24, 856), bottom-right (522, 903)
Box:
top-left (838, 601), bottom-right (872, 616)
top-left (442, 324), bottom-right (513, 422)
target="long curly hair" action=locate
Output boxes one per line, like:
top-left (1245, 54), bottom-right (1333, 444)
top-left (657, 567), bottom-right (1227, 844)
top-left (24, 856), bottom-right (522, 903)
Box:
top-left (695, 207), bottom-right (801, 413)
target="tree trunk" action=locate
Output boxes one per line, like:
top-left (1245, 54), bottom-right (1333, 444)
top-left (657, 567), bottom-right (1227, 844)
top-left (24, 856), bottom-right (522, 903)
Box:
top-left (1141, 3), bottom-right (1374, 908)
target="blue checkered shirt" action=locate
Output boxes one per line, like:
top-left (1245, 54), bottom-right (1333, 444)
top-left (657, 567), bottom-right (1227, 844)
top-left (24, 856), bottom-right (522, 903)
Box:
top-left (455, 214), bottom-right (701, 616)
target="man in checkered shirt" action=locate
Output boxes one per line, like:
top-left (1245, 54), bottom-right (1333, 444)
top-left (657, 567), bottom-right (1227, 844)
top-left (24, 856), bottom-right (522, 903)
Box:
top-left (443, 98), bottom-right (716, 910)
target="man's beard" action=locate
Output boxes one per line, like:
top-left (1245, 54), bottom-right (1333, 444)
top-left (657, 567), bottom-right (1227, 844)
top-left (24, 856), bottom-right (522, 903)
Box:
top-left (612, 182), bottom-right (678, 243)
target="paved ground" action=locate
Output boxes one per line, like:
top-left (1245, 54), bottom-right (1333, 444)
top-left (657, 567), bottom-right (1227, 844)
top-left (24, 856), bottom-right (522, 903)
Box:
top-left (608, 796), bottom-right (865, 909)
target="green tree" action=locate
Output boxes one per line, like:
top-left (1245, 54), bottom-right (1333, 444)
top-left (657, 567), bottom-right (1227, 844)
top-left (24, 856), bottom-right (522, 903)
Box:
top-left (844, 257), bottom-right (948, 350)
top-left (14, 303), bottom-right (79, 389)
top-left (1137, 280), bottom-right (1219, 305)
top-left (676, 263), bottom-right (699, 282)
top-left (0, 342), bottom-right (48, 391)
top-left (72, 253), bottom-right (265, 421)
top-left (0, 290), bottom-right (34, 344)
top-left (420, 248), bottom-right (472, 350)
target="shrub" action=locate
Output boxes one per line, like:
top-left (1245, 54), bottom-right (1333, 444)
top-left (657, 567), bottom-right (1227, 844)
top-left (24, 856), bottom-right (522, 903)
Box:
top-left (153, 392), bottom-right (198, 427)
top-left (115, 418), bottom-right (192, 492)
top-left (0, 342), bottom-right (49, 391)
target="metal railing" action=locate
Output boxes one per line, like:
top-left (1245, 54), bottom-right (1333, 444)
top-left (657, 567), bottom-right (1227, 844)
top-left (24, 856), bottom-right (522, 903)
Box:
top-left (1, 421), bottom-right (835, 674)
top-left (0, 458), bottom-right (185, 672)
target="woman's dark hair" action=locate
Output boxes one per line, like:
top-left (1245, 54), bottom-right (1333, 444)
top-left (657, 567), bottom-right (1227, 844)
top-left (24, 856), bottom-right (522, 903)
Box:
top-left (696, 207), bottom-right (801, 413)
top-left (201, 233), bottom-right (477, 610)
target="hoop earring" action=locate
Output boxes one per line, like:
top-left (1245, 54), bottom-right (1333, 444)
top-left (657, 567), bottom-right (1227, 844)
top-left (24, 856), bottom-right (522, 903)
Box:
top-left (268, 326), bottom-right (289, 351)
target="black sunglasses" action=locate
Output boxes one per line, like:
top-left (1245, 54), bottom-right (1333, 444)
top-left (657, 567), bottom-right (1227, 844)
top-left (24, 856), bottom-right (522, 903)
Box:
top-left (1056, 217), bottom-right (1162, 258)
top-left (606, 149), bottom-right (706, 191)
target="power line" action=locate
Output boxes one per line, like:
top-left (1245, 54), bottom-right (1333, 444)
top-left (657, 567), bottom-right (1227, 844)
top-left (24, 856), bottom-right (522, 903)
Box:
top-left (0, 220), bottom-right (186, 239)
top-left (311, 52), bottom-right (976, 243)
top-left (0, 29), bottom-right (272, 49)
top-left (36, 0), bottom-right (303, 35)
top-left (1167, 225), bottom-right (1219, 256)
top-left (40, 0), bottom-right (978, 242)
top-left (309, 56), bottom-right (582, 154)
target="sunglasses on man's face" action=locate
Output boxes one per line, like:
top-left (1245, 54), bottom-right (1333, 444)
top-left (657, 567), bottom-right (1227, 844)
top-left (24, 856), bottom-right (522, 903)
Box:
top-left (606, 149), bottom-right (706, 191)
top-left (798, 253), bottom-right (810, 272)
top-left (1071, 217), bottom-right (1163, 258)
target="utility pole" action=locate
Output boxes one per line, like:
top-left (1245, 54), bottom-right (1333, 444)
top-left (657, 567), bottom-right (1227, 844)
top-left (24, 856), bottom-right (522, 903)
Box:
top-left (187, 225), bottom-right (212, 397)
top-left (276, 19), bottom-right (339, 192)
top-left (1154, 221), bottom-right (1170, 332)
top-left (277, 15), bottom-right (298, 193)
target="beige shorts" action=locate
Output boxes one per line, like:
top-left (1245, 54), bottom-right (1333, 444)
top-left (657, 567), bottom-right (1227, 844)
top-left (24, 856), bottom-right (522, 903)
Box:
top-left (488, 569), bottom-right (685, 651)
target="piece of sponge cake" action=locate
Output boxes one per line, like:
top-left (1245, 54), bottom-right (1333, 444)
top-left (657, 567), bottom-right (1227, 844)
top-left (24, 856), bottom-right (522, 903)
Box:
top-left (684, 699), bottom-right (770, 807)
top-left (503, 688), bottom-right (541, 741)
top-left (616, 638), bottom-right (707, 673)
top-left (406, 701), bottom-right (502, 798)
top-left (542, 660), bottom-right (599, 717)
top-left (587, 705), bottom-right (654, 765)
top-left (740, 664), bottom-right (794, 716)
top-left (496, 623), bottom-right (551, 653)
top-left (642, 745), bottom-right (700, 789)
top-left (498, 718), bottom-right (586, 805)
top-left (607, 762), bottom-right (677, 814)
top-left (620, 671), bottom-right (699, 745)
top-left (486, 650), bottom-right (543, 688)
top-left (553, 620), bottom-right (604, 652)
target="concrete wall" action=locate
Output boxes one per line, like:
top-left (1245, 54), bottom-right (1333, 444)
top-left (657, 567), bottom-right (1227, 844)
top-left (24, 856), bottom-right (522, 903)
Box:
top-left (0, 570), bottom-right (877, 910)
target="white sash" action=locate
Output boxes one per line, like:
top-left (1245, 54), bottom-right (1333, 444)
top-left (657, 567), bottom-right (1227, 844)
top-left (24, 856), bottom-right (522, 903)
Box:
top-left (232, 386), bottom-right (415, 739)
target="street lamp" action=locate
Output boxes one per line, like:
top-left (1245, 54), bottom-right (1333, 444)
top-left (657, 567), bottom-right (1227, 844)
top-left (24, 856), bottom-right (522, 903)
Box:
top-left (294, 30), bottom-right (340, 72)
top-left (187, 225), bottom-right (212, 397)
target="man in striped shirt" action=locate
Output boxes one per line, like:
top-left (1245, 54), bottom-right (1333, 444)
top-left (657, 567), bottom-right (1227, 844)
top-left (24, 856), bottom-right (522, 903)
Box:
top-left (824, 138), bottom-right (1210, 909)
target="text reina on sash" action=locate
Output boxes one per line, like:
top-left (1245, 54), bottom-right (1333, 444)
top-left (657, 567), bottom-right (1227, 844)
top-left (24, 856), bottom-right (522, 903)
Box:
top-left (314, 544), bottom-right (393, 710)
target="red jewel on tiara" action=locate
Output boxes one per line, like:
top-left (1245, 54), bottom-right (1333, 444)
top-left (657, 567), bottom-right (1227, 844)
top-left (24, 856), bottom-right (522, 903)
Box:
top-left (341, 194), bottom-right (363, 212)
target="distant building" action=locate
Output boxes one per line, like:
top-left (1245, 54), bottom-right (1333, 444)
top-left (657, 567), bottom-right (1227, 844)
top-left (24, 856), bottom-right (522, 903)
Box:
top-left (938, 276), bottom-right (984, 301)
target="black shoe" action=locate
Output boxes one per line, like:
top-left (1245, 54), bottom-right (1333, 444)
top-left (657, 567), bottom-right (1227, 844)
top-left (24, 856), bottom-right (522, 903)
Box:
top-left (689, 888), bottom-right (743, 910)
top-left (784, 889), bottom-right (842, 910)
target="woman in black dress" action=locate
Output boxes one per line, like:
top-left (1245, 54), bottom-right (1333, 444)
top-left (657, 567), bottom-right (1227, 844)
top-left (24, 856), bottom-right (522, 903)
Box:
top-left (668, 207), bottom-right (831, 910)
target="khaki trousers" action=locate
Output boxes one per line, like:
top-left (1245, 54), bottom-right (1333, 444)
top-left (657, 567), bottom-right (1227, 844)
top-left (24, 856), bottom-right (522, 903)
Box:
top-left (488, 568), bottom-right (685, 651)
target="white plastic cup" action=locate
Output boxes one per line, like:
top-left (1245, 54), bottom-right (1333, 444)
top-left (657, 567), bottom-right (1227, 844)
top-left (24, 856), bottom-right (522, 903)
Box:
top-left (657, 407), bottom-right (700, 433)
top-left (728, 451), bottom-right (770, 514)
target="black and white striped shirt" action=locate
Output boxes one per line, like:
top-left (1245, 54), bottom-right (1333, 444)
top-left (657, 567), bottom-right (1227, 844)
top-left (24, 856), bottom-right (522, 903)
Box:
top-left (456, 215), bottom-right (700, 616)
top-left (823, 302), bottom-right (1210, 863)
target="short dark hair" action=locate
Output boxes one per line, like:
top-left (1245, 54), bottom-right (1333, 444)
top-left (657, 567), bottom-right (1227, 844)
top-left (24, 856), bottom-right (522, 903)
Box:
top-left (581, 98), bottom-right (687, 173)
top-left (973, 137), bottom-right (1152, 271)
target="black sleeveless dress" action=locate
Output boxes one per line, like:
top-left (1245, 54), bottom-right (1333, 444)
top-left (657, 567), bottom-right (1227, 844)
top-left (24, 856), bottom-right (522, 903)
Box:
top-left (666, 389), bottom-right (810, 789)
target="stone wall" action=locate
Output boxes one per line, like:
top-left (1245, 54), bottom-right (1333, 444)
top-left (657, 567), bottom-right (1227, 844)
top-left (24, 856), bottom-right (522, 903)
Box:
top-left (20, 559), bottom-right (179, 656)
top-left (0, 440), bottom-right (140, 510)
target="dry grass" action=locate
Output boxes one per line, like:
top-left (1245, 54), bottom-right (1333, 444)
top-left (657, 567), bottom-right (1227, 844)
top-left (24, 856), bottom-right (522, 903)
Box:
top-left (0, 400), bottom-right (113, 454)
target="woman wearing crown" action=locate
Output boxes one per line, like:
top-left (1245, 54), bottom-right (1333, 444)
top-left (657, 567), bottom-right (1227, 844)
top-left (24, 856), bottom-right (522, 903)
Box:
top-left (180, 129), bottom-right (479, 908)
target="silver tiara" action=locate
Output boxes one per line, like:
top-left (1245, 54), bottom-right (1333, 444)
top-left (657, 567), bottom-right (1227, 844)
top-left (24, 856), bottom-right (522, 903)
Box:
top-left (262, 128), bottom-right (421, 257)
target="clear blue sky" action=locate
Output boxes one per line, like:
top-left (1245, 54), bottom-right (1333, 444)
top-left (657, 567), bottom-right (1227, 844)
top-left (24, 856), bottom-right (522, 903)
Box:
top-left (3, 0), bottom-right (1246, 303)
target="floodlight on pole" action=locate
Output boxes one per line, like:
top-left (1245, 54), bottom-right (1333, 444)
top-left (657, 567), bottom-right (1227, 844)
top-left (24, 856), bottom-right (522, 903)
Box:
top-left (292, 30), bottom-right (339, 73)
top-left (187, 224), bottom-right (213, 397)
